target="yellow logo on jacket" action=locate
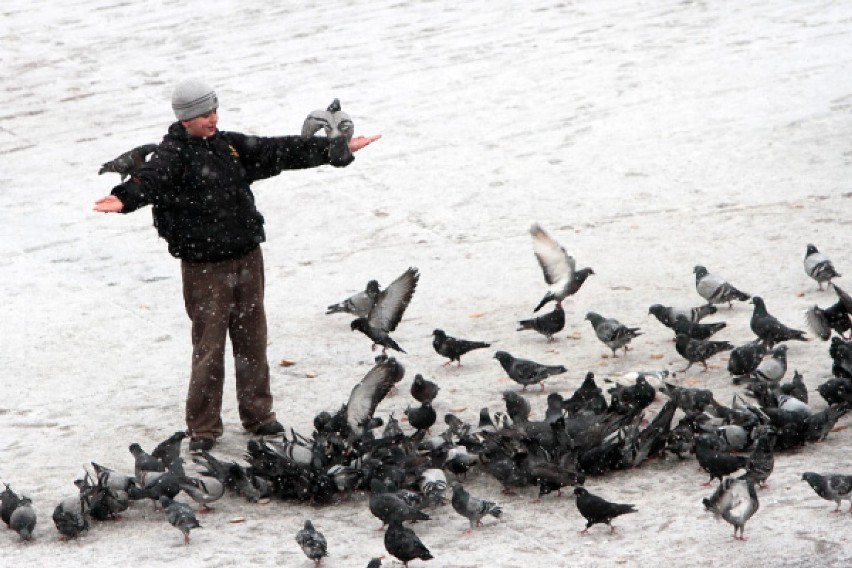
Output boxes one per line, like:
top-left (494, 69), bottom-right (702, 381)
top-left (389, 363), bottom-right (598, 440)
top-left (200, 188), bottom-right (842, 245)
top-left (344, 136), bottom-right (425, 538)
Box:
top-left (228, 144), bottom-right (240, 159)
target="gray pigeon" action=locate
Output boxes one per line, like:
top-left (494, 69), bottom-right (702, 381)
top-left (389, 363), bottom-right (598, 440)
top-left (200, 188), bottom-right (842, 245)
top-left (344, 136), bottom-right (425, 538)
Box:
top-left (703, 478), bottom-right (759, 540)
top-left (649, 303), bottom-right (718, 328)
top-left (301, 99), bottom-right (354, 164)
top-left (52, 493), bottom-right (89, 540)
top-left (735, 344), bottom-right (788, 385)
top-left (369, 479), bottom-right (429, 528)
top-left (178, 476), bottom-right (225, 513)
top-left (129, 441), bottom-right (166, 480)
top-left (159, 496), bottom-right (201, 544)
top-left (9, 496), bottom-right (36, 541)
top-left (295, 520), bottom-right (328, 566)
top-left (802, 472), bottom-right (852, 512)
top-left (804, 244), bottom-right (841, 290)
top-left (451, 484), bottom-right (503, 533)
top-left (805, 282), bottom-right (852, 339)
top-left (694, 265), bottom-right (750, 308)
top-left (351, 268), bottom-right (419, 353)
top-left (585, 312), bottom-right (642, 357)
top-left (494, 351), bottom-right (567, 390)
top-left (738, 433), bottom-right (775, 488)
top-left (517, 304), bottom-right (565, 342)
top-left (529, 223), bottom-right (576, 310)
top-left (326, 279), bottom-right (380, 317)
top-left (98, 143), bottom-right (158, 180)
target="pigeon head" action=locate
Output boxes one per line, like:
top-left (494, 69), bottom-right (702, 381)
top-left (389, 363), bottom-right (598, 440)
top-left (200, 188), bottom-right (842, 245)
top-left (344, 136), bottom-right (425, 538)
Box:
top-left (693, 265), bottom-right (709, 280)
top-left (573, 487), bottom-right (588, 497)
top-left (432, 329), bottom-right (446, 340)
top-left (493, 351), bottom-right (512, 364)
top-left (366, 559), bottom-right (383, 568)
top-left (366, 280), bottom-right (380, 295)
top-left (585, 312), bottom-right (603, 326)
top-left (350, 318), bottom-right (368, 332)
top-left (806, 244), bottom-right (819, 256)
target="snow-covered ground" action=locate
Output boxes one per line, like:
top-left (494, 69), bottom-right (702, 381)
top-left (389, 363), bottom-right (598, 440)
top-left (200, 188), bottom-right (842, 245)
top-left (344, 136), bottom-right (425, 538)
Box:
top-left (1, 0), bottom-right (851, 566)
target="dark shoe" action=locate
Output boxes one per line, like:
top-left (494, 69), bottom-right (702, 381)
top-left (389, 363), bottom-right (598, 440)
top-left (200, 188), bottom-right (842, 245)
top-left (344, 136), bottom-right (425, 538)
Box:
top-left (189, 437), bottom-right (216, 452)
top-left (253, 420), bottom-right (285, 436)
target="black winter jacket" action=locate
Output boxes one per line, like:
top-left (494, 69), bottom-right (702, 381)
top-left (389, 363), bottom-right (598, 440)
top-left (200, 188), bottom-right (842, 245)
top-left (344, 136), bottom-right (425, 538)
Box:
top-left (112, 122), bottom-right (353, 262)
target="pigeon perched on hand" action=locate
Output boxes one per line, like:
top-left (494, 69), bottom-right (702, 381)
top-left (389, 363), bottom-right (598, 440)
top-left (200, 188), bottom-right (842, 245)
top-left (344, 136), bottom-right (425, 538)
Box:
top-left (703, 478), bottom-right (759, 540)
top-left (749, 297), bottom-right (808, 348)
top-left (801, 472), bottom-right (852, 512)
top-left (517, 304), bottom-right (565, 342)
top-left (529, 223), bottom-right (577, 311)
top-left (301, 98), bottom-right (354, 164)
top-left (326, 279), bottom-right (380, 317)
top-left (351, 268), bottom-right (419, 353)
top-left (494, 351), bottom-right (567, 391)
top-left (649, 304), bottom-right (718, 328)
top-left (694, 265), bottom-right (750, 308)
top-left (804, 244), bottom-right (841, 290)
top-left (431, 329), bottom-right (490, 366)
top-left (384, 519), bottom-right (433, 567)
top-left (451, 484), bottom-right (503, 533)
top-left (98, 143), bottom-right (158, 180)
top-left (585, 312), bottom-right (642, 357)
top-left (159, 496), bottom-right (201, 544)
top-left (9, 496), bottom-right (36, 541)
top-left (674, 333), bottom-right (733, 372)
top-left (295, 520), bottom-right (328, 567)
top-left (574, 487), bottom-right (637, 534)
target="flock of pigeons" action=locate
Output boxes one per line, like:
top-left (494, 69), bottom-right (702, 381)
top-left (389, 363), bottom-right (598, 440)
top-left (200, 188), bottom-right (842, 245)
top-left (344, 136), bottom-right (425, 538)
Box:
top-left (4, 204), bottom-right (852, 564)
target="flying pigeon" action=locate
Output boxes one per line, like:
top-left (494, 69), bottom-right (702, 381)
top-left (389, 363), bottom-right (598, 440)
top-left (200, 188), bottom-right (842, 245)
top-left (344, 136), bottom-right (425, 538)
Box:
top-left (410, 374), bottom-right (439, 404)
top-left (585, 312), bottom-right (642, 357)
top-left (517, 304), bottom-right (565, 342)
top-left (326, 279), bottom-right (380, 317)
top-left (749, 297), bottom-right (808, 348)
top-left (98, 143), bottom-right (158, 180)
top-left (674, 333), bottom-right (733, 372)
top-left (703, 478), bottom-right (759, 540)
top-left (295, 520), bottom-right (328, 567)
top-left (649, 303), bottom-right (718, 328)
top-left (451, 484), bottom-right (503, 533)
top-left (529, 223), bottom-right (577, 311)
top-left (804, 244), bottom-right (841, 290)
top-left (351, 267), bottom-right (419, 353)
top-left (431, 329), bottom-right (490, 366)
top-left (384, 519), bottom-right (433, 567)
top-left (694, 265), bottom-right (750, 308)
top-left (343, 356), bottom-right (405, 437)
top-left (573, 487), bottom-right (637, 534)
top-left (159, 496), bottom-right (201, 544)
top-left (494, 351), bottom-right (567, 390)
top-left (801, 472), bottom-right (852, 512)
top-left (805, 282), bottom-right (852, 339)
top-left (9, 496), bottom-right (36, 541)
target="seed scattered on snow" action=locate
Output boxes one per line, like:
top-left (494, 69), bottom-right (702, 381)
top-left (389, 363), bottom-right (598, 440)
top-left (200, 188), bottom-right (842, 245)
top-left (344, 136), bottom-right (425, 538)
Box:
top-left (305, 371), bottom-right (318, 378)
top-left (279, 358), bottom-right (296, 367)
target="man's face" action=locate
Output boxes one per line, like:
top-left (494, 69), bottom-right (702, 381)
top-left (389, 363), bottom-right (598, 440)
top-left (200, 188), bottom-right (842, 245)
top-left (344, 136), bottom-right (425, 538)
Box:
top-left (182, 109), bottom-right (218, 138)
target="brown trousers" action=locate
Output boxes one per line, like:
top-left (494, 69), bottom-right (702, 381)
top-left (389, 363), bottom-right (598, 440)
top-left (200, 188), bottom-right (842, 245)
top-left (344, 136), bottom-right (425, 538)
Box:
top-left (181, 246), bottom-right (276, 438)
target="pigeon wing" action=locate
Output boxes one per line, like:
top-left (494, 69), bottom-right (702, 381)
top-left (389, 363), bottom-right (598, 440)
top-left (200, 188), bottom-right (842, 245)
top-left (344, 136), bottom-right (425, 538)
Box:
top-left (531, 223), bottom-right (576, 288)
top-left (346, 357), bottom-right (404, 431)
top-left (367, 268), bottom-right (419, 332)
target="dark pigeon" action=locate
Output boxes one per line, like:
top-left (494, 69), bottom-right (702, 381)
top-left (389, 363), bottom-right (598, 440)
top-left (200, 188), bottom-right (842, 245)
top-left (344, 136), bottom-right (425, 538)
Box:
top-left (780, 370), bottom-right (808, 404)
top-left (738, 432), bottom-right (775, 488)
top-left (801, 472), bottom-right (852, 512)
top-left (9, 496), bottom-right (36, 541)
top-left (129, 441), bottom-right (166, 481)
top-left (517, 304), bottom-right (565, 342)
top-left (431, 329), bottom-right (490, 366)
top-left (694, 265), bottom-right (750, 308)
top-left (804, 404), bottom-right (849, 443)
top-left (703, 478), bottom-right (759, 540)
top-left (585, 312), bottom-right (642, 357)
top-left (829, 336), bottom-right (852, 379)
top-left (607, 376), bottom-right (656, 416)
top-left (369, 479), bottom-right (429, 527)
top-left (98, 143), bottom-right (158, 180)
top-left (52, 492), bottom-right (89, 540)
top-left (410, 374), bottom-right (439, 404)
top-left (384, 519), bottom-right (433, 567)
top-left (574, 487), bottom-right (637, 534)
top-left (344, 356), bottom-right (405, 437)
top-left (695, 435), bottom-right (748, 485)
top-left (749, 296), bottom-right (808, 348)
top-left (805, 300), bottom-right (852, 340)
top-left (562, 372), bottom-right (608, 416)
top-left (295, 520), bottom-right (328, 566)
top-left (675, 333), bottom-right (733, 372)
top-left (502, 390), bottom-right (531, 424)
top-left (151, 431), bottom-right (187, 474)
top-left (817, 376), bottom-right (852, 406)
top-left (529, 223), bottom-right (576, 311)
top-left (326, 279), bottom-right (380, 317)
top-left (727, 340), bottom-right (767, 377)
top-left (351, 267), bottom-right (419, 353)
top-left (451, 484), bottom-right (502, 532)
top-left (1, 484), bottom-right (20, 527)
top-left (494, 351), bottom-right (567, 391)
top-left (405, 402), bottom-right (437, 432)
top-left (649, 303), bottom-right (718, 328)
top-left (804, 243), bottom-right (841, 290)
top-left (159, 496), bottom-right (201, 544)
top-left (671, 315), bottom-right (726, 340)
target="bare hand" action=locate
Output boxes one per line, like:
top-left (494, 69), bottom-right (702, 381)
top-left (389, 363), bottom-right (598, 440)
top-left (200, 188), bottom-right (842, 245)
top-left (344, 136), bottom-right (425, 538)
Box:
top-left (94, 195), bottom-right (124, 213)
top-left (348, 134), bottom-right (382, 152)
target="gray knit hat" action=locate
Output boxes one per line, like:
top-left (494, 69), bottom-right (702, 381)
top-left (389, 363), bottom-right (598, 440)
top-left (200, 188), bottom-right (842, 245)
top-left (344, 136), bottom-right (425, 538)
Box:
top-left (171, 79), bottom-right (218, 121)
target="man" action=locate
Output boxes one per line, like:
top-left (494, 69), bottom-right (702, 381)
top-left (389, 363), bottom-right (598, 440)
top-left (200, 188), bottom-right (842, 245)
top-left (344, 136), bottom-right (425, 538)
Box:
top-left (94, 79), bottom-right (380, 451)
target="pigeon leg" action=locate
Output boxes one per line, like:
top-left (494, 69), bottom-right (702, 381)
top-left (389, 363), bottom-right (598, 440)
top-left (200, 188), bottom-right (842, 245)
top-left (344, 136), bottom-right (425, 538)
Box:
top-left (442, 360), bottom-right (453, 367)
top-left (579, 527), bottom-right (590, 535)
top-left (184, 533), bottom-right (191, 545)
top-left (679, 362), bottom-right (694, 373)
top-left (609, 523), bottom-right (617, 533)
top-left (700, 361), bottom-right (709, 373)
top-left (539, 382), bottom-right (545, 391)
top-left (198, 505), bottom-right (214, 514)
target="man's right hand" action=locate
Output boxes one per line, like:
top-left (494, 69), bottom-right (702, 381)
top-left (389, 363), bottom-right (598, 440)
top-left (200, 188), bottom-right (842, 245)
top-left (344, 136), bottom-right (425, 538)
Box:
top-left (93, 195), bottom-right (124, 213)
